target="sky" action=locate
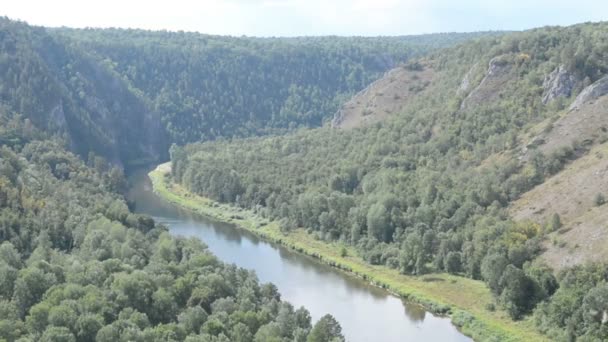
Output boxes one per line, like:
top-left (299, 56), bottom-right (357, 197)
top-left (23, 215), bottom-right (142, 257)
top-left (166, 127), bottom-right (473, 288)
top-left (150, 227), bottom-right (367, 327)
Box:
top-left (2, 0), bottom-right (608, 37)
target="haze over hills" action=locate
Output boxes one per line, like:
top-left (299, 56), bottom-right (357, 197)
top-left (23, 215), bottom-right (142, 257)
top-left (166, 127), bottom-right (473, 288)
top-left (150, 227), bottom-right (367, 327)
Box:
top-left (1, 14), bottom-right (608, 342)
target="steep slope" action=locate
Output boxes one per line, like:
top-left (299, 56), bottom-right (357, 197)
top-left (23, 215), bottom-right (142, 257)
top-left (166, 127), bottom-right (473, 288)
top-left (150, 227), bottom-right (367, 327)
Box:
top-left (511, 90), bottom-right (608, 270)
top-left (331, 62), bottom-right (435, 129)
top-left (0, 19), bottom-right (167, 167)
top-left (512, 142), bottom-right (608, 269)
top-left (459, 54), bottom-right (522, 109)
top-left (172, 22), bottom-right (608, 340)
top-left (520, 77), bottom-right (608, 160)
top-left (54, 27), bottom-right (484, 145)
top-left (1, 17), bottom-right (483, 165)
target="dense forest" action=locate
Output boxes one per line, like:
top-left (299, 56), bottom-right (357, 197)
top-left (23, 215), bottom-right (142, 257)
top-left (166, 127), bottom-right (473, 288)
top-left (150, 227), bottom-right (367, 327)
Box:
top-left (57, 28), bottom-right (487, 145)
top-left (0, 17), bottom-right (495, 342)
top-left (172, 22), bottom-right (608, 341)
top-left (0, 109), bottom-right (347, 341)
top-left (0, 17), bottom-right (487, 167)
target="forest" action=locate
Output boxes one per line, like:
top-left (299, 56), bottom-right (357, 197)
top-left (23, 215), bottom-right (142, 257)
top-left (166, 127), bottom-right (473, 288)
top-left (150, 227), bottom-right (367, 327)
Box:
top-left (0, 17), bottom-right (493, 342)
top-left (0, 17), bottom-right (487, 167)
top-left (0, 109), bottom-right (346, 341)
top-left (172, 22), bottom-right (608, 341)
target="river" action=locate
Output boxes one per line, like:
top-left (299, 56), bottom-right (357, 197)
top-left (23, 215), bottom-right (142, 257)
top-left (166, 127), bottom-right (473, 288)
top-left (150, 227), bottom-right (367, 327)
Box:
top-left (128, 170), bottom-right (471, 342)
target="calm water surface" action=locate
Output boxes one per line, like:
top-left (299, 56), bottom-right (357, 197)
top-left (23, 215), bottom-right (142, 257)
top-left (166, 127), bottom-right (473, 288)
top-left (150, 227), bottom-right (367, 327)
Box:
top-left (129, 171), bottom-right (471, 342)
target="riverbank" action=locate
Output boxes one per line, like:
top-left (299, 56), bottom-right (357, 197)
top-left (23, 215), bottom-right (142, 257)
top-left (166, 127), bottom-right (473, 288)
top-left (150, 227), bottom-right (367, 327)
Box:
top-left (149, 163), bottom-right (547, 342)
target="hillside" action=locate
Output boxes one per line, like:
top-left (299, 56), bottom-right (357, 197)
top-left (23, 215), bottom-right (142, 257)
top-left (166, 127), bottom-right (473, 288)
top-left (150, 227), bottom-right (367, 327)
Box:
top-left (1, 17), bottom-right (486, 167)
top-left (0, 19), bottom-right (167, 167)
top-left (0, 108), bottom-right (348, 341)
top-left (0, 17), bottom-right (498, 342)
top-left (331, 61), bottom-right (436, 129)
top-left (172, 22), bottom-right (608, 341)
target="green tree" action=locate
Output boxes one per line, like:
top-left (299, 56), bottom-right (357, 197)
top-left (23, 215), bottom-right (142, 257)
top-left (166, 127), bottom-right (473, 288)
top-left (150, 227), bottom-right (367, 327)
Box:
top-left (499, 265), bottom-right (535, 319)
top-left (444, 251), bottom-right (462, 274)
top-left (367, 203), bottom-right (391, 242)
top-left (40, 326), bottom-right (76, 342)
top-left (254, 322), bottom-right (282, 342)
top-left (481, 253), bottom-right (509, 296)
top-left (307, 314), bottom-right (344, 342)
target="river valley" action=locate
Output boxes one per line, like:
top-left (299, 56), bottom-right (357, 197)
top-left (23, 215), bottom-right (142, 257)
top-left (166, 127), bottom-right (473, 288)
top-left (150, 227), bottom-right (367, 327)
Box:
top-left (128, 170), bottom-right (470, 342)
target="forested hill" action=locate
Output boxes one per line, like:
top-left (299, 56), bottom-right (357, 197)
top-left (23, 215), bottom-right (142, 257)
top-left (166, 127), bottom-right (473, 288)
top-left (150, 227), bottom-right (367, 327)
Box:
top-left (0, 17), bottom-right (488, 167)
top-left (55, 28), bottom-right (487, 145)
top-left (0, 102), bottom-right (347, 341)
top-left (173, 22), bottom-right (608, 341)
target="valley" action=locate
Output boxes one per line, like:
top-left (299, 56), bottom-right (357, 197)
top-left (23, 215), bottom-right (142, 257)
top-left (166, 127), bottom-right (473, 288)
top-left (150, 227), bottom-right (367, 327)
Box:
top-left (148, 163), bottom-right (546, 341)
top-left (1, 14), bottom-right (608, 342)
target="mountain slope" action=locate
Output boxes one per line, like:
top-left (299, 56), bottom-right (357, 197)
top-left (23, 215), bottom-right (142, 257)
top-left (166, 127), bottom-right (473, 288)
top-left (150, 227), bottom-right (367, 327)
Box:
top-left (0, 19), bottom-right (167, 167)
top-left (1, 17), bottom-right (485, 165)
top-left (331, 61), bottom-right (436, 129)
top-left (0, 83), bottom-right (345, 342)
top-left (172, 22), bottom-right (608, 340)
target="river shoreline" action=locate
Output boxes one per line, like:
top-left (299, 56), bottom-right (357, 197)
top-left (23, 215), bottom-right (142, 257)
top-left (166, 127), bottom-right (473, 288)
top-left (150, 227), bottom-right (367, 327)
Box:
top-left (149, 162), bottom-right (546, 342)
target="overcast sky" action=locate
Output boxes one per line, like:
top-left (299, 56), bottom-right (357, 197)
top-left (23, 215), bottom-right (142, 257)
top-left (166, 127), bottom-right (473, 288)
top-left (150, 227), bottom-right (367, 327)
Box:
top-left (3, 0), bottom-right (608, 36)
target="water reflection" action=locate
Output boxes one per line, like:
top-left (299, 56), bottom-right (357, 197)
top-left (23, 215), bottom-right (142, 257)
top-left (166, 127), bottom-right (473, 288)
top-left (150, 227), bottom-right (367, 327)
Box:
top-left (128, 170), bottom-right (471, 342)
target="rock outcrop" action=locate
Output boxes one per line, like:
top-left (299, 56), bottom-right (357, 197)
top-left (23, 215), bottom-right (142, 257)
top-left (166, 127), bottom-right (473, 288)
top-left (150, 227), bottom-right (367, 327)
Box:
top-left (460, 56), bottom-right (514, 109)
top-left (569, 75), bottom-right (608, 110)
top-left (542, 65), bottom-right (577, 104)
top-left (457, 63), bottom-right (478, 95)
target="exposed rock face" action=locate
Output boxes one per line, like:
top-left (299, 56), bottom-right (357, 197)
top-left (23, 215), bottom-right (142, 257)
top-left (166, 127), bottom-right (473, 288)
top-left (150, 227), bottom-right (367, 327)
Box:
top-left (486, 56), bottom-right (511, 77)
top-left (542, 65), bottom-right (577, 104)
top-left (569, 75), bottom-right (608, 110)
top-left (460, 56), bottom-right (513, 109)
top-left (457, 63), bottom-right (478, 96)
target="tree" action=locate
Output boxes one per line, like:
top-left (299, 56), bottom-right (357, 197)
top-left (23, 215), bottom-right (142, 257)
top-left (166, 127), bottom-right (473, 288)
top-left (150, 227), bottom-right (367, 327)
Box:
top-left (399, 233), bottom-right (426, 275)
top-left (295, 307), bottom-right (312, 330)
top-left (367, 203), bottom-right (391, 242)
top-left (40, 326), bottom-right (76, 342)
top-left (12, 267), bottom-right (57, 318)
top-left (254, 322), bottom-right (282, 342)
top-left (499, 265), bottom-right (536, 319)
top-left (178, 306), bottom-right (208, 335)
top-left (481, 253), bottom-right (509, 295)
top-left (48, 305), bottom-right (78, 333)
top-left (594, 193), bottom-right (605, 206)
top-left (75, 314), bottom-right (103, 342)
top-left (151, 288), bottom-right (179, 324)
top-left (549, 213), bottom-right (562, 232)
top-left (444, 251), bottom-right (462, 274)
top-left (202, 318), bottom-right (225, 336)
top-left (582, 284), bottom-right (608, 325)
top-left (307, 314), bottom-right (344, 342)
top-left (225, 322), bottom-right (250, 342)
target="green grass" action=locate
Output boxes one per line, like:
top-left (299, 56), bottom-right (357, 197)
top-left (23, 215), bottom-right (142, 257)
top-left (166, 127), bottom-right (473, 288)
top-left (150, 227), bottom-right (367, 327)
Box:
top-left (150, 163), bottom-right (548, 342)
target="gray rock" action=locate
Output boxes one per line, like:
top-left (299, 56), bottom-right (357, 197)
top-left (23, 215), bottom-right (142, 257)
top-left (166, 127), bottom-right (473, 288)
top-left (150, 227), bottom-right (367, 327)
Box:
top-left (486, 56), bottom-right (511, 77)
top-left (569, 75), bottom-right (608, 110)
top-left (460, 56), bottom-right (512, 109)
top-left (457, 63), bottom-right (477, 96)
top-left (542, 65), bottom-right (577, 104)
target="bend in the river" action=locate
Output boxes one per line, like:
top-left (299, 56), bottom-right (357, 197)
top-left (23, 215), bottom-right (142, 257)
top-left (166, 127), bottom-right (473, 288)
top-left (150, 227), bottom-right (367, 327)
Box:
top-left (128, 169), bottom-right (471, 342)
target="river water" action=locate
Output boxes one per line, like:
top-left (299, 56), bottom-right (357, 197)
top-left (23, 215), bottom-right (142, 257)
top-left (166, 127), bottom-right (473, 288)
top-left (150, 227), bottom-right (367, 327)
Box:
top-left (129, 170), bottom-right (471, 342)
